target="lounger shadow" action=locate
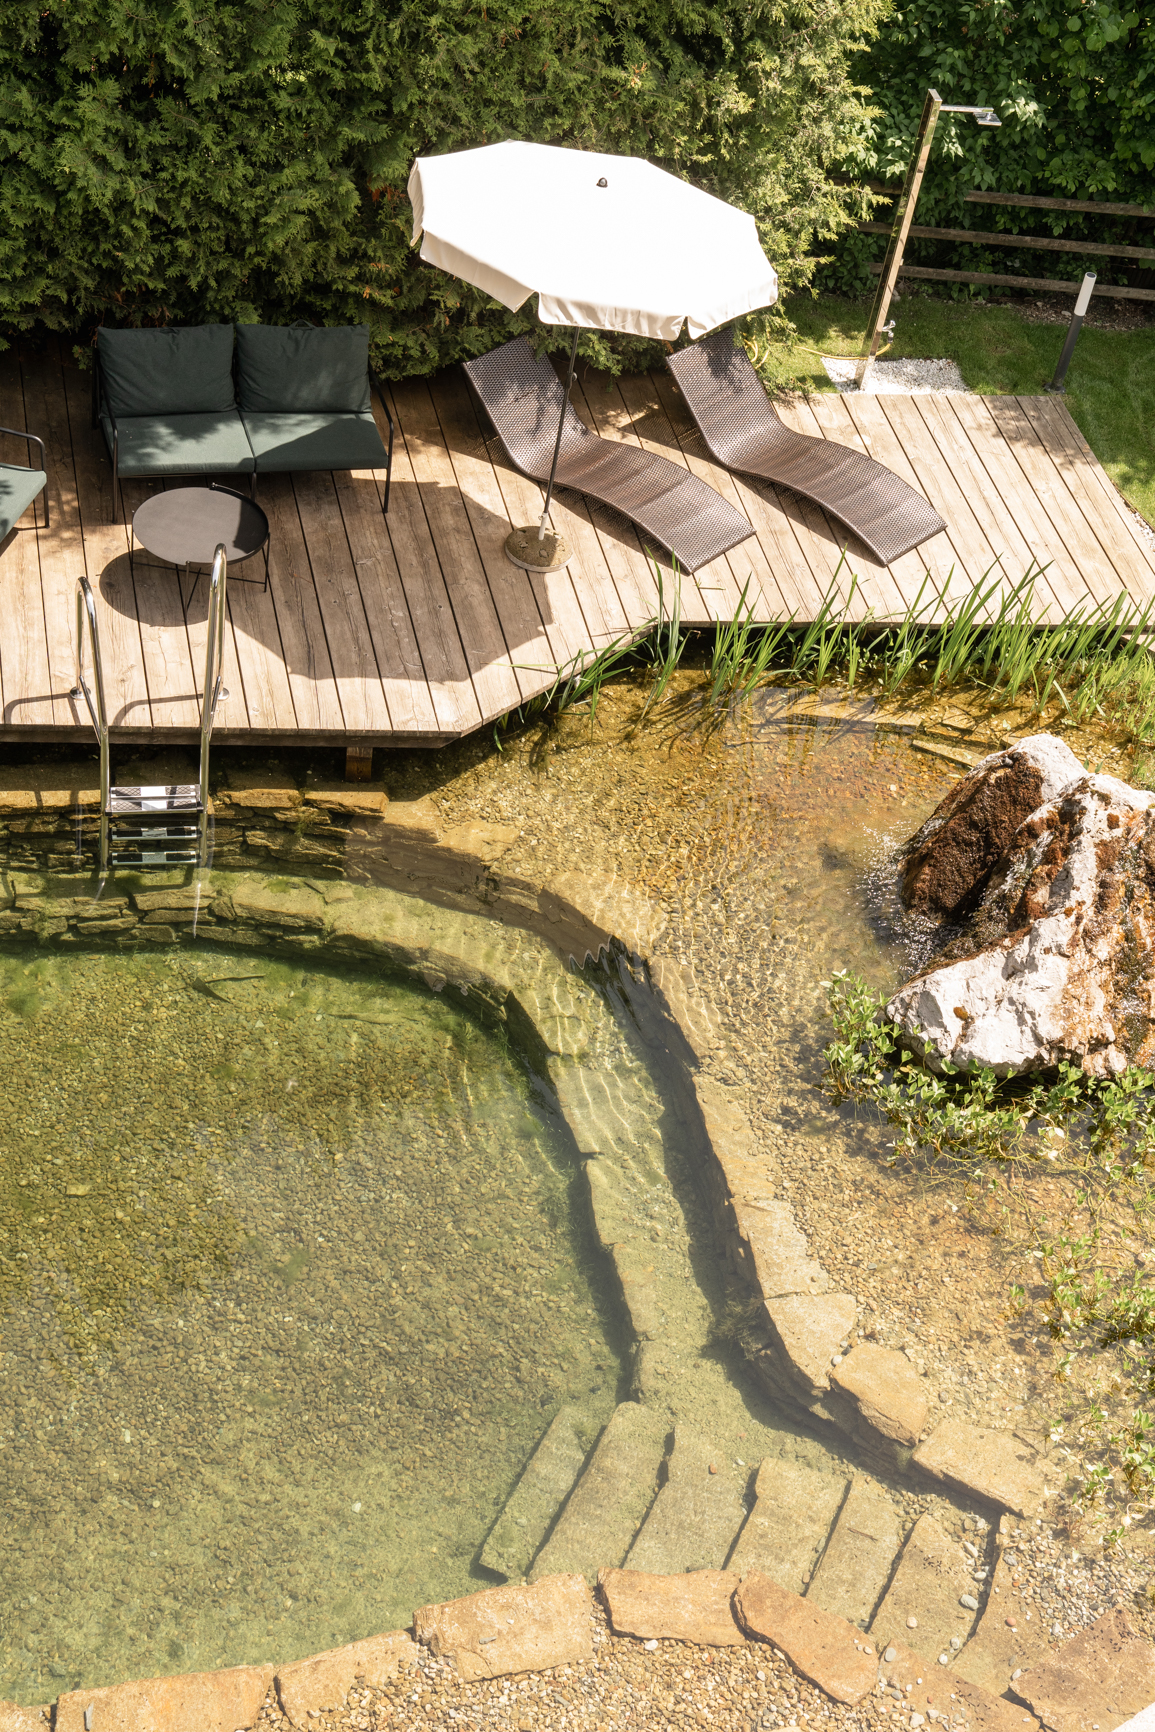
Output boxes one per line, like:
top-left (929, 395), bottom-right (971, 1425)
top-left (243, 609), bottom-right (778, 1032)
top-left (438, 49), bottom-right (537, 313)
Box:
top-left (667, 329), bottom-right (947, 566)
top-left (464, 337), bottom-right (755, 574)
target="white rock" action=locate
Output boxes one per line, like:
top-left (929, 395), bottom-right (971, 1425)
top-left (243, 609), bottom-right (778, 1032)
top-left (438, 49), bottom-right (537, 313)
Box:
top-left (889, 768), bottom-right (1155, 1076)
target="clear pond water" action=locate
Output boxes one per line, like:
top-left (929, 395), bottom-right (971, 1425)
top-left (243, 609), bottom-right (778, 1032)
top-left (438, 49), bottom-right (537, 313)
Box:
top-left (0, 945), bottom-right (623, 1702)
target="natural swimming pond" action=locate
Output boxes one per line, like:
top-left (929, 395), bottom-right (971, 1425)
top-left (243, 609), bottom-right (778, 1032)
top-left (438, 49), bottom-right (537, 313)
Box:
top-left (0, 941), bottom-right (625, 1701)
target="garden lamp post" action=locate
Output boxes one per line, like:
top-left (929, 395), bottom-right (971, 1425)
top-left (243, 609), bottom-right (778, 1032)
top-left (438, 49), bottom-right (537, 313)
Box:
top-left (854, 89), bottom-right (1001, 389)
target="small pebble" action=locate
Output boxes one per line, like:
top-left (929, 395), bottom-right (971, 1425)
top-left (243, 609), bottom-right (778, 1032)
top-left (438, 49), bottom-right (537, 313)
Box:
top-left (907, 1616), bottom-right (919, 1629)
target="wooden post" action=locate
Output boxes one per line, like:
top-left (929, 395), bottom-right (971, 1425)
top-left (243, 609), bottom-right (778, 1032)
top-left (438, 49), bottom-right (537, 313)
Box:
top-left (345, 744), bottom-right (374, 782)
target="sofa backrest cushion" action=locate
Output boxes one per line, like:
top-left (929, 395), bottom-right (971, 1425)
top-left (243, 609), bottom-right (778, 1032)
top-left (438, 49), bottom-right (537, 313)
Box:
top-left (98, 325), bottom-right (237, 418)
top-left (236, 324), bottom-right (372, 414)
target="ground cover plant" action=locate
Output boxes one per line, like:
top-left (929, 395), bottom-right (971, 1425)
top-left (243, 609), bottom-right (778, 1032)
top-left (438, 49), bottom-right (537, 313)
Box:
top-left (823, 968), bottom-right (1155, 1542)
top-left (0, 0), bottom-right (884, 374)
top-left (753, 291), bottom-right (1155, 529)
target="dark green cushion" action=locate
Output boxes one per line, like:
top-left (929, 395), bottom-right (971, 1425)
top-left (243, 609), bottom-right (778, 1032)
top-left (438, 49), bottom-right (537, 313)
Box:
top-left (0, 465), bottom-right (46, 540)
top-left (98, 325), bottom-right (237, 418)
top-left (101, 411), bottom-right (254, 476)
top-left (242, 411), bottom-right (387, 472)
top-left (236, 325), bottom-right (372, 414)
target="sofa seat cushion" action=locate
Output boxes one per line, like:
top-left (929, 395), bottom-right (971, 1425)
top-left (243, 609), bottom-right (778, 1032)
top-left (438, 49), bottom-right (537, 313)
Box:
top-left (101, 412), bottom-right (255, 476)
top-left (236, 325), bottom-right (372, 413)
top-left (98, 324), bottom-right (237, 417)
top-left (0, 465), bottom-right (47, 540)
top-left (242, 411), bottom-right (388, 473)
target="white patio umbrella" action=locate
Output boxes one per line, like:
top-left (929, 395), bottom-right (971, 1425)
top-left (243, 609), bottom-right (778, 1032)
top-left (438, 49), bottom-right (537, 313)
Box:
top-left (408, 140), bottom-right (778, 570)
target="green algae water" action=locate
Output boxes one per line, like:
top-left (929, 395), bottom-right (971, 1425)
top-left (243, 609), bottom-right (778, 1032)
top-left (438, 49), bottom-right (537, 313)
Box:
top-left (0, 946), bottom-right (623, 1703)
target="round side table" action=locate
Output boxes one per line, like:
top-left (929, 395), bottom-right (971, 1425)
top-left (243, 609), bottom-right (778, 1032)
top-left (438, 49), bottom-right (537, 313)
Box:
top-left (131, 484), bottom-right (270, 592)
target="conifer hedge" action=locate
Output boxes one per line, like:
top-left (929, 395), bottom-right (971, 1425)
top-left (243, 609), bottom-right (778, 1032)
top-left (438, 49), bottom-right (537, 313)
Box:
top-left (0, 0), bottom-right (885, 373)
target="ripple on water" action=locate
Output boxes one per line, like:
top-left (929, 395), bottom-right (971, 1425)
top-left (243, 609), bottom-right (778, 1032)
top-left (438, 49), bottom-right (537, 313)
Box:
top-left (0, 947), bottom-right (624, 1702)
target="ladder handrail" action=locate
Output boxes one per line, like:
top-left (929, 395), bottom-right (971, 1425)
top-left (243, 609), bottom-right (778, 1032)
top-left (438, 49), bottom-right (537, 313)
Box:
top-left (72, 575), bottom-right (111, 871)
top-left (198, 543), bottom-right (228, 865)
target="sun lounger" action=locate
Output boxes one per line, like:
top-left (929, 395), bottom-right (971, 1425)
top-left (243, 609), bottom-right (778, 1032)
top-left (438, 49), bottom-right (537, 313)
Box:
top-left (464, 337), bottom-right (754, 573)
top-left (667, 329), bottom-right (946, 565)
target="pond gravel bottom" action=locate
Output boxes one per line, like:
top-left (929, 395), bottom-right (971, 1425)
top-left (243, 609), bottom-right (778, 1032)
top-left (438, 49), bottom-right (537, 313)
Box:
top-left (0, 948), bottom-right (622, 1704)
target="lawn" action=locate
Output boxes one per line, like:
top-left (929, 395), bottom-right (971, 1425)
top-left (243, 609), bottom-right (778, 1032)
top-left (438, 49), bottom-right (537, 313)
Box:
top-left (757, 293), bottom-right (1155, 531)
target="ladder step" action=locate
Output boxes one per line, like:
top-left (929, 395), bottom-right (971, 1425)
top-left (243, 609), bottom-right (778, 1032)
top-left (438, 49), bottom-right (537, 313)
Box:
top-left (111, 849), bottom-right (199, 867)
top-left (111, 825), bottom-right (200, 841)
top-left (106, 783), bottom-right (204, 816)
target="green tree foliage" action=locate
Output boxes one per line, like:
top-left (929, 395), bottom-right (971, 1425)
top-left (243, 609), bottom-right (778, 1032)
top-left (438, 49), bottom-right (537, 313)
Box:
top-left (826, 0), bottom-right (1155, 292)
top-left (0, 0), bottom-right (886, 373)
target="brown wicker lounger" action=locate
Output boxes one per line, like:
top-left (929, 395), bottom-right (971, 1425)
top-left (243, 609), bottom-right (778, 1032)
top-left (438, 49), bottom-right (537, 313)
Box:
top-left (464, 337), bottom-right (755, 573)
top-left (667, 329), bottom-right (947, 565)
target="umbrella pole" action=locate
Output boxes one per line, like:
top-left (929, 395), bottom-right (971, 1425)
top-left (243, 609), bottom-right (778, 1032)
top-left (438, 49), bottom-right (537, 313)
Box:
top-left (538, 326), bottom-right (580, 540)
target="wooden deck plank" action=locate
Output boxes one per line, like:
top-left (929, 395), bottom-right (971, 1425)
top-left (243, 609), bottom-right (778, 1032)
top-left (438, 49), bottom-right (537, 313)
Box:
top-left (389, 379), bottom-right (525, 721)
top-left (291, 469), bottom-right (394, 732)
top-left (647, 367), bottom-right (801, 622)
top-left (889, 391), bottom-right (1070, 621)
top-left (258, 476), bottom-right (346, 733)
top-left (60, 357), bottom-right (152, 730)
top-left (801, 394), bottom-right (938, 621)
top-left (378, 384), bottom-right (486, 736)
top-left (424, 372), bottom-right (579, 696)
top-left (3, 345), bottom-right (1152, 748)
top-left (1014, 396), bottom-right (1155, 604)
top-left (949, 395), bottom-right (1116, 612)
top-left (330, 469), bottom-right (441, 737)
top-left (120, 477), bottom-right (203, 731)
top-left (0, 352), bottom-right (56, 728)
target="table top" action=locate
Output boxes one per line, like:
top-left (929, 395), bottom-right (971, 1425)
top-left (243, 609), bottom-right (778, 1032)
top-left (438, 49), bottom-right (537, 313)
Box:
top-left (132, 486), bottom-right (269, 567)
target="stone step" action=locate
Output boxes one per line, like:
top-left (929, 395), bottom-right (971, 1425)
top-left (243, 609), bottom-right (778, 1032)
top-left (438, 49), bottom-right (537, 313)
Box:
top-left (625, 1427), bottom-right (748, 1574)
top-left (529, 1401), bottom-right (670, 1583)
top-left (868, 1511), bottom-right (980, 1664)
top-left (805, 1476), bottom-right (901, 1631)
top-left (480, 1406), bottom-right (598, 1583)
top-left (727, 1455), bottom-right (850, 1595)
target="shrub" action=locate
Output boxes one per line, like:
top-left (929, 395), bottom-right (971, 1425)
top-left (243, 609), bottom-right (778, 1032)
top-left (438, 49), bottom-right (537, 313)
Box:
top-left (0, 0), bottom-right (886, 373)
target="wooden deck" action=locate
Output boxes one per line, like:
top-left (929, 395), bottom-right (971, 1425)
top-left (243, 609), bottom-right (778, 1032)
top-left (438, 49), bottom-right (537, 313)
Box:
top-left (2, 340), bottom-right (1154, 747)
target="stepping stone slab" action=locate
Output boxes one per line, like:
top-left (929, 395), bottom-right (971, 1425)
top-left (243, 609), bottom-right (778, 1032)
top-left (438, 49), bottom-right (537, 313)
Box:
top-left (763, 1293), bottom-right (858, 1400)
top-left (738, 1199), bottom-right (829, 1298)
top-left (55, 1664), bottom-right (274, 1732)
top-left (1015, 1608), bottom-right (1155, 1732)
top-left (806, 1476), bottom-right (900, 1629)
top-left (880, 1638), bottom-right (1040, 1731)
top-left (913, 1420), bottom-right (1044, 1517)
top-left (870, 1512), bottom-right (979, 1663)
top-left (829, 1343), bottom-right (929, 1446)
top-left (0, 1706), bottom-right (48, 1732)
top-left (275, 1632), bottom-right (415, 1726)
top-left (530, 1402), bottom-right (669, 1582)
top-left (727, 1456), bottom-right (849, 1594)
top-left (956, 1548), bottom-right (1053, 1699)
top-left (481, 1406), bottom-right (593, 1582)
top-left (735, 1571), bottom-right (877, 1705)
top-left (413, 1573), bottom-right (592, 1682)
top-left (626, 1427), bottom-right (747, 1573)
top-left (598, 1568), bottom-right (745, 1646)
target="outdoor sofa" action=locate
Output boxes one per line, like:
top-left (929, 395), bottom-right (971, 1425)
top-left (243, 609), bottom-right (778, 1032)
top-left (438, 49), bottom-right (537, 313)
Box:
top-left (93, 322), bottom-right (393, 519)
top-left (667, 328), bottom-right (946, 566)
top-left (0, 428), bottom-right (48, 541)
top-left (464, 336), bottom-right (755, 573)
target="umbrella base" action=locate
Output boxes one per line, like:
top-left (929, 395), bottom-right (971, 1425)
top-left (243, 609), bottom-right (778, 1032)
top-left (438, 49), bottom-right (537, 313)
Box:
top-left (504, 525), bottom-right (572, 573)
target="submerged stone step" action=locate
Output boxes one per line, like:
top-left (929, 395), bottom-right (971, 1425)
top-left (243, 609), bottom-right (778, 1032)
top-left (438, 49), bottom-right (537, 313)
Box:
top-left (529, 1402), bottom-right (669, 1583)
top-left (806, 1477), bottom-right (901, 1630)
top-left (869, 1512), bottom-right (979, 1664)
top-left (480, 1407), bottom-right (597, 1583)
top-left (955, 1543), bottom-right (1051, 1699)
top-left (727, 1456), bottom-right (849, 1594)
top-left (625, 1427), bottom-right (748, 1574)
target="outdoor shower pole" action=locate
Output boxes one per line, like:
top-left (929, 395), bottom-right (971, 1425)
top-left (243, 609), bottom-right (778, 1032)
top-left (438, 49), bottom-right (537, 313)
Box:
top-left (1045, 272), bottom-right (1097, 393)
top-left (855, 89), bottom-right (942, 390)
top-left (855, 89), bottom-right (1000, 389)
top-left (538, 326), bottom-right (581, 541)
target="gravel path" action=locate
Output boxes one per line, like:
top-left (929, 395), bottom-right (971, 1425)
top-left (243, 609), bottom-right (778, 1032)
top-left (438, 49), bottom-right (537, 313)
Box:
top-left (821, 357), bottom-right (970, 394)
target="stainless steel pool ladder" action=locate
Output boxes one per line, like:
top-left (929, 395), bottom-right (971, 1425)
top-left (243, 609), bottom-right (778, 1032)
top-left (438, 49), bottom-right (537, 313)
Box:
top-left (72, 545), bottom-right (229, 871)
